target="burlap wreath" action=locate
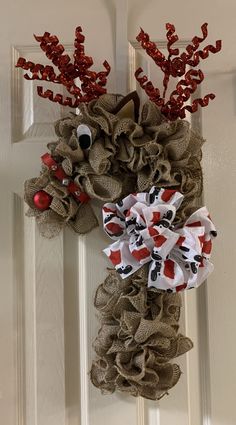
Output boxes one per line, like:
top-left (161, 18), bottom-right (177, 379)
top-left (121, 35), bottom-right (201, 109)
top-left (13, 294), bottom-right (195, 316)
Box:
top-left (17, 21), bottom-right (221, 404)
top-left (24, 92), bottom-right (203, 399)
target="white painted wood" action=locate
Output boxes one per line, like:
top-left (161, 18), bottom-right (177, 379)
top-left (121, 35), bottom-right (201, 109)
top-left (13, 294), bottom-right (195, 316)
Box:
top-left (115, 0), bottom-right (128, 94)
top-left (202, 66), bottom-right (236, 425)
top-left (13, 195), bottom-right (25, 425)
top-left (63, 228), bottom-right (80, 425)
top-left (78, 235), bottom-right (89, 425)
top-left (35, 229), bottom-right (65, 425)
top-left (13, 193), bottom-right (66, 425)
top-left (1, 1), bottom-right (235, 425)
top-left (136, 397), bottom-right (146, 425)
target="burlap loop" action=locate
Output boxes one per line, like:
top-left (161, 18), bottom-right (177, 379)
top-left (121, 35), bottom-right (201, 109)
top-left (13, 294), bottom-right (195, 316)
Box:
top-left (162, 120), bottom-right (191, 159)
top-left (88, 138), bottom-right (113, 175)
top-left (74, 161), bottom-right (122, 202)
top-left (68, 202), bottom-right (98, 234)
top-left (56, 140), bottom-right (84, 164)
top-left (54, 113), bottom-right (77, 138)
top-left (172, 157), bottom-right (203, 223)
top-left (44, 179), bottom-right (68, 198)
top-left (90, 267), bottom-right (193, 400)
top-left (137, 159), bottom-right (172, 192)
top-left (61, 157), bottom-right (73, 176)
top-left (81, 174), bottom-right (122, 202)
top-left (36, 209), bottom-right (64, 238)
top-left (141, 100), bottom-right (164, 127)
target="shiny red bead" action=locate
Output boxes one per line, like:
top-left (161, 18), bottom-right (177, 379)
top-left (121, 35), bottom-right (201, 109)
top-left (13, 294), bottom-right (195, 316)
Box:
top-left (33, 190), bottom-right (52, 211)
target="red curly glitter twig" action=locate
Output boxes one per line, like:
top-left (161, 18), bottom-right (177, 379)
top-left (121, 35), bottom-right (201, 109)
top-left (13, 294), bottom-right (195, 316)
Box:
top-left (166, 23), bottom-right (179, 58)
top-left (16, 27), bottom-right (111, 107)
top-left (135, 23), bottom-right (222, 120)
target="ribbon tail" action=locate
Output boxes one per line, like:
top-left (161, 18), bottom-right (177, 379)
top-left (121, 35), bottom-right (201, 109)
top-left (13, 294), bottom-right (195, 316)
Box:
top-left (193, 259), bottom-right (214, 287)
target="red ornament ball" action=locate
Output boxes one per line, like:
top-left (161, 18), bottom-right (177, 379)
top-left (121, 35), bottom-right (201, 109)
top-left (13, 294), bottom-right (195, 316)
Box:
top-left (33, 190), bottom-right (52, 211)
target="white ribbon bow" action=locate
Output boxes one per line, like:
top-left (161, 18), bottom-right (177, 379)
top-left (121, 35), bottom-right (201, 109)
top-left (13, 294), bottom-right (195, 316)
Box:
top-left (102, 186), bottom-right (217, 292)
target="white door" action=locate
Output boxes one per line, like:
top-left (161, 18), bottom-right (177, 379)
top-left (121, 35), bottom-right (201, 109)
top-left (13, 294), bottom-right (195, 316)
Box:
top-left (0, 1), bottom-right (235, 424)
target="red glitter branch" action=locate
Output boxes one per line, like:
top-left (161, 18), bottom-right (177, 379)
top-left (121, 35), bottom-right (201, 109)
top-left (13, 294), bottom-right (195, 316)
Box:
top-left (135, 23), bottom-right (222, 120)
top-left (16, 26), bottom-right (111, 107)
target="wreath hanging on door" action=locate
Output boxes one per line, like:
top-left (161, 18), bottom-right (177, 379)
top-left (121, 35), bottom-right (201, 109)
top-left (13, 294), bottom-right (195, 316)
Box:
top-left (16, 24), bottom-right (221, 400)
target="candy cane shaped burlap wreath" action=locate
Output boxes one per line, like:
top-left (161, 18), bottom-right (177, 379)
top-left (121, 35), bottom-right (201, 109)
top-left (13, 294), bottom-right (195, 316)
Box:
top-left (17, 24), bottom-right (220, 400)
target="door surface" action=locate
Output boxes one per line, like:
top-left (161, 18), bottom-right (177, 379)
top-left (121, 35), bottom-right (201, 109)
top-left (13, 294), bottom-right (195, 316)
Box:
top-left (0, 1), bottom-right (235, 425)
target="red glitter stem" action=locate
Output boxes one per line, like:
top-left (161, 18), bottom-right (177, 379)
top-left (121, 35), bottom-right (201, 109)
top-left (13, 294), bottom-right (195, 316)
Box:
top-left (135, 23), bottom-right (222, 120)
top-left (16, 27), bottom-right (111, 107)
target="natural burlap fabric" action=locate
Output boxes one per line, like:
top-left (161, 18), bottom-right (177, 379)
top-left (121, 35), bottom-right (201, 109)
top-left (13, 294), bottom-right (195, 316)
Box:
top-left (24, 92), bottom-right (204, 237)
top-left (90, 266), bottom-right (193, 400)
top-left (55, 93), bottom-right (204, 223)
top-left (24, 171), bottom-right (98, 238)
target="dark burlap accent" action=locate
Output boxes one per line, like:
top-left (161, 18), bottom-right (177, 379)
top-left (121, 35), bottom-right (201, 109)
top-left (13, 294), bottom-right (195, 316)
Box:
top-left (90, 267), bottom-right (193, 400)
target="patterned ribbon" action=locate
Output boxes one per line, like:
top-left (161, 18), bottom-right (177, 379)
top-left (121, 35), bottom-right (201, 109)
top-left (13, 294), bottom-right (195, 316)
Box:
top-left (103, 186), bottom-right (217, 292)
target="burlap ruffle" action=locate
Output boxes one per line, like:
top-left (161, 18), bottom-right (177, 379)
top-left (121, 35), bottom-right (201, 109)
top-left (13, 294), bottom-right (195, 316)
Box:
top-left (55, 93), bottom-right (204, 222)
top-left (90, 266), bottom-right (193, 400)
top-left (24, 171), bottom-right (98, 238)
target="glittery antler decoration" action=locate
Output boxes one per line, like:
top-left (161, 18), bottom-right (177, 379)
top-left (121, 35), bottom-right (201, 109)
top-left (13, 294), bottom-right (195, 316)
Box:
top-left (135, 23), bottom-right (222, 120)
top-left (16, 26), bottom-right (111, 107)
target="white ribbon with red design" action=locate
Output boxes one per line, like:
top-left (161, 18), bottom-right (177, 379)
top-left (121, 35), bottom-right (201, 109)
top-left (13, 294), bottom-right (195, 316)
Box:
top-left (102, 186), bottom-right (217, 292)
